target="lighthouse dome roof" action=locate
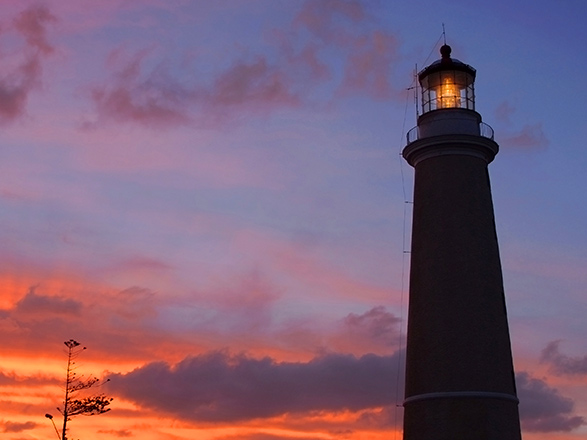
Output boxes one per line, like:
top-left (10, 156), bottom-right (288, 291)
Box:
top-left (418, 45), bottom-right (476, 81)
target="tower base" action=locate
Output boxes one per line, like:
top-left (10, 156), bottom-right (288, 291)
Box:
top-left (403, 396), bottom-right (521, 440)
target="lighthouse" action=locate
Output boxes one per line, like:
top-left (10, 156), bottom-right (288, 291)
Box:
top-left (402, 45), bottom-right (522, 440)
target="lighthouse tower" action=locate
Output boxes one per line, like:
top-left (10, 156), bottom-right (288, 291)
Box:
top-left (402, 45), bottom-right (522, 440)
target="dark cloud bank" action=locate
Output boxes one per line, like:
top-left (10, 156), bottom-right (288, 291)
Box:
top-left (109, 351), bottom-right (400, 422)
top-left (109, 350), bottom-right (584, 432)
top-left (516, 372), bottom-right (584, 432)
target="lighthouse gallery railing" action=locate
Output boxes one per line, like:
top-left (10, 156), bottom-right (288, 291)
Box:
top-left (407, 122), bottom-right (494, 144)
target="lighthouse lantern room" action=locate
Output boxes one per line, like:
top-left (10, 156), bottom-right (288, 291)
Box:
top-left (419, 44), bottom-right (476, 113)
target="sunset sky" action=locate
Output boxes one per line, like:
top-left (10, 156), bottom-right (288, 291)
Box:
top-left (0, 1), bottom-right (586, 439)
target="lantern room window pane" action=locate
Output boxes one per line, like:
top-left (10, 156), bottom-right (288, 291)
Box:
top-left (420, 70), bottom-right (475, 113)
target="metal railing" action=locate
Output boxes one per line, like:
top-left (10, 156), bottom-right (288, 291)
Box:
top-left (406, 122), bottom-right (494, 144)
top-left (479, 122), bottom-right (494, 140)
top-left (406, 126), bottom-right (419, 144)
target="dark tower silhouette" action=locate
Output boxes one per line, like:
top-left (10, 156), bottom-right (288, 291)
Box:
top-left (402, 45), bottom-right (522, 440)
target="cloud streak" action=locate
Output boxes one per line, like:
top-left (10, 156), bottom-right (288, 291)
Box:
top-left (0, 371), bottom-right (58, 387)
top-left (13, 286), bottom-right (82, 316)
top-left (1, 420), bottom-right (37, 433)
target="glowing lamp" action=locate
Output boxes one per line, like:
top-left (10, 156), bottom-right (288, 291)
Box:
top-left (418, 45), bottom-right (476, 113)
top-left (439, 75), bottom-right (459, 108)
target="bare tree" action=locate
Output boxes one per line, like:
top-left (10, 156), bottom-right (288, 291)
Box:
top-left (46, 339), bottom-right (113, 440)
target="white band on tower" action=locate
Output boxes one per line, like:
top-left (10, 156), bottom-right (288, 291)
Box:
top-left (404, 391), bottom-right (519, 406)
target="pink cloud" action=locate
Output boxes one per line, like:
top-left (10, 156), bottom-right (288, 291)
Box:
top-left (495, 100), bottom-right (516, 125)
top-left (541, 341), bottom-right (587, 376)
top-left (0, 282), bottom-right (170, 361)
top-left (339, 30), bottom-right (399, 100)
top-left (0, 269), bottom-right (304, 364)
top-left (294, 0), bottom-right (366, 43)
top-left (90, 85), bottom-right (190, 127)
top-left (10, 1), bottom-right (183, 37)
top-left (501, 123), bottom-right (549, 150)
top-left (206, 56), bottom-right (300, 110)
top-left (0, 5), bottom-right (56, 123)
top-left (292, 0), bottom-right (401, 100)
top-left (13, 5), bottom-right (56, 55)
top-left (492, 101), bottom-right (549, 150)
top-left (86, 1), bottom-right (403, 128)
top-left (89, 50), bottom-right (300, 128)
top-left (89, 49), bottom-right (192, 128)
top-left (1, 248), bottom-right (394, 364)
top-left (287, 44), bottom-right (331, 82)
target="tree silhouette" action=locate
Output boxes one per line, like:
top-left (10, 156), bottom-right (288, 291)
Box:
top-left (47, 339), bottom-right (113, 440)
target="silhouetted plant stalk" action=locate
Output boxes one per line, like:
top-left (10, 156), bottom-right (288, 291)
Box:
top-left (52, 339), bottom-right (113, 440)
